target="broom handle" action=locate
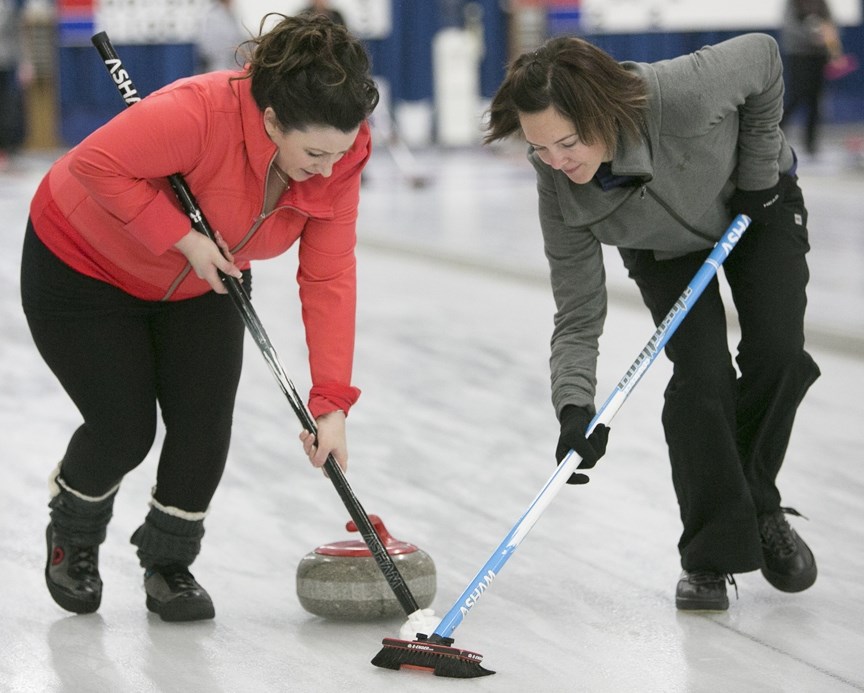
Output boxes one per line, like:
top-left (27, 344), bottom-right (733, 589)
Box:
top-left (90, 32), bottom-right (421, 616)
top-left (432, 215), bottom-right (752, 640)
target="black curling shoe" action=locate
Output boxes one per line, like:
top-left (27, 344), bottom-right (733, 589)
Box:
top-left (676, 570), bottom-right (734, 611)
top-left (45, 524), bottom-right (102, 614)
top-left (759, 508), bottom-right (817, 593)
top-left (144, 565), bottom-right (215, 622)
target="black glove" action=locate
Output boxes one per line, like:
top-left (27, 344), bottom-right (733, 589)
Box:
top-left (729, 176), bottom-right (788, 225)
top-left (555, 405), bottom-right (610, 485)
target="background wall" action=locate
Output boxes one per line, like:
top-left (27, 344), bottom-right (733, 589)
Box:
top-left (34, 0), bottom-right (864, 147)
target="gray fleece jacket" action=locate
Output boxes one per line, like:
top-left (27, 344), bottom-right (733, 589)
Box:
top-left (530, 33), bottom-right (795, 416)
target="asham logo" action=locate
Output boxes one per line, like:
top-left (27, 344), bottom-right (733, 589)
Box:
top-left (104, 58), bottom-right (141, 105)
top-left (459, 569), bottom-right (496, 617)
top-left (720, 216), bottom-right (749, 257)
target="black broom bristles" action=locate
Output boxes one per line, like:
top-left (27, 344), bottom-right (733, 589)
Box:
top-left (371, 635), bottom-right (495, 678)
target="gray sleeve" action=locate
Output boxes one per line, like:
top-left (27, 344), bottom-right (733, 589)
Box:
top-left (533, 156), bottom-right (607, 417)
top-left (661, 33), bottom-right (786, 191)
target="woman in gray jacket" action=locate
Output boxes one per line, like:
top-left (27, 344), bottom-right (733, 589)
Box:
top-left (484, 33), bottom-right (820, 611)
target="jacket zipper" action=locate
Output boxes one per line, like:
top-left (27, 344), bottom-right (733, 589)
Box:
top-left (161, 162), bottom-right (310, 300)
top-left (579, 184), bottom-right (645, 228)
top-left (642, 186), bottom-right (719, 243)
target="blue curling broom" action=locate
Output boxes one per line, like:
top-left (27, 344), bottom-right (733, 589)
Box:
top-left (372, 214), bottom-right (751, 677)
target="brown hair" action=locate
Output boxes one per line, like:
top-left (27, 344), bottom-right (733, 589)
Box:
top-left (237, 13), bottom-right (379, 132)
top-left (484, 37), bottom-right (648, 154)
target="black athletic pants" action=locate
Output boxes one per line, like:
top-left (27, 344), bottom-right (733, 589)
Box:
top-left (781, 53), bottom-right (829, 155)
top-left (0, 68), bottom-right (26, 152)
top-left (618, 177), bottom-right (820, 574)
top-left (21, 221), bottom-right (249, 513)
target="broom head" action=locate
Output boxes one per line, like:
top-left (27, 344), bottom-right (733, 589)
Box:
top-left (371, 633), bottom-right (494, 678)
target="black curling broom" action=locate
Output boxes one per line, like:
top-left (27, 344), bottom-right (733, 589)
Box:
top-left (90, 31), bottom-right (428, 623)
top-left (372, 215), bottom-right (751, 677)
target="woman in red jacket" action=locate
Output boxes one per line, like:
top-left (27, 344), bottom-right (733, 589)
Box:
top-left (20, 13), bottom-right (378, 622)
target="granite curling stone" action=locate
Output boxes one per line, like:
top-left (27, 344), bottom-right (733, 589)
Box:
top-left (296, 515), bottom-right (436, 620)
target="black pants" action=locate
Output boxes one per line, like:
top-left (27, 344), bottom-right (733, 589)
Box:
top-left (618, 178), bottom-right (820, 574)
top-left (21, 222), bottom-right (249, 512)
top-left (781, 53), bottom-right (829, 155)
top-left (0, 68), bottom-right (26, 152)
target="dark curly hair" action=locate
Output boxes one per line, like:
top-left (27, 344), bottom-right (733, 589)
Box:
top-left (484, 37), bottom-right (647, 155)
top-left (236, 13), bottom-right (379, 133)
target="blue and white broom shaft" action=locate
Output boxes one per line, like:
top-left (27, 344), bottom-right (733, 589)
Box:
top-left (431, 214), bottom-right (751, 640)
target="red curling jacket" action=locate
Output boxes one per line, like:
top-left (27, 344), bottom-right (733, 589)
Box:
top-left (29, 69), bottom-right (370, 417)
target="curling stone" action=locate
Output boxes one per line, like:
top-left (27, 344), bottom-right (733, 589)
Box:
top-left (296, 515), bottom-right (435, 620)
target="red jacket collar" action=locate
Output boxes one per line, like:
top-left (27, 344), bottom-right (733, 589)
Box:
top-left (234, 74), bottom-right (371, 220)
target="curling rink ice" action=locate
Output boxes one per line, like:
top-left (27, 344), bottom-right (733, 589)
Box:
top-left (2, 132), bottom-right (864, 692)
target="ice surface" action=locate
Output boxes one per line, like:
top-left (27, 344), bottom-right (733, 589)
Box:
top-left (2, 140), bottom-right (863, 692)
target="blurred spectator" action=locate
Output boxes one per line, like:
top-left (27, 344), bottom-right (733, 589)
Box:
top-left (299, 0), bottom-right (346, 27)
top-left (196, 0), bottom-right (247, 73)
top-left (0, 0), bottom-right (34, 170)
top-left (780, 0), bottom-right (842, 156)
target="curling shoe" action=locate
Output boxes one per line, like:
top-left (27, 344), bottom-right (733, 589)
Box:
top-left (45, 524), bottom-right (102, 614)
top-left (759, 508), bottom-right (817, 593)
top-left (144, 565), bottom-right (215, 622)
top-left (675, 570), bottom-right (735, 611)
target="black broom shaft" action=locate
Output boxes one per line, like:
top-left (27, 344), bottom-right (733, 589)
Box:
top-left (90, 31), bottom-right (420, 615)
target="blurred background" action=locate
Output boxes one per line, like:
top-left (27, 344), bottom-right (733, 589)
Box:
top-left (3, 6), bottom-right (863, 690)
top-left (6, 0), bottom-right (863, 157)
